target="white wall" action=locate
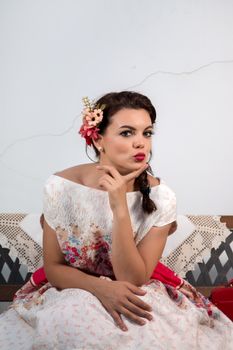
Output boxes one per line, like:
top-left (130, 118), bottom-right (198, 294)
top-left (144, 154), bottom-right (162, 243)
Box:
top-left (1, 0), bottom-right (233, 214)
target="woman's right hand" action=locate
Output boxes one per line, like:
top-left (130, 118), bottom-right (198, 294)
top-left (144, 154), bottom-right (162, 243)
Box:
top-left (94, 279), bottom-right (153, 331)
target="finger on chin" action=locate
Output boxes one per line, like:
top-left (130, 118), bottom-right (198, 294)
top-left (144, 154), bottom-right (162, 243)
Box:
top-left (125, 164), bottom-right (148, 181)
top-left (132, 163), bottom-right (148, 174)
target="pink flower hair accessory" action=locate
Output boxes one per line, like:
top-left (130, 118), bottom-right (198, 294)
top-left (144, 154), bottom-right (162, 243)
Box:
top-left (78, 97), bottom-right (106, 146)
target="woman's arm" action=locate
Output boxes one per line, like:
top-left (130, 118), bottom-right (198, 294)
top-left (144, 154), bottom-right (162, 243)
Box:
top-left (43, 218), bottom-right (153, 331)
top-left (96, 164), bottom-right (173, 286)
top-left (111, 202), bottom-right (171, 286)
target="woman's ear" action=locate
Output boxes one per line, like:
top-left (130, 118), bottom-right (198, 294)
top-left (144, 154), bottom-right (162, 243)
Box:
top-left (92, 135), bottom-right (104, 150)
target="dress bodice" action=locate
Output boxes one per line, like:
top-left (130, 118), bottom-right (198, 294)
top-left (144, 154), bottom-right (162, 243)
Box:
top-left (43, 174), bottom-right (177, 277)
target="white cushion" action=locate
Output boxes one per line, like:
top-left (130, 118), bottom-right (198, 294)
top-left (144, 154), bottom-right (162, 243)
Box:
top-left (162, 215), bottom-right (196, 257)
top-left (19, 214), bottom-right (43, 247)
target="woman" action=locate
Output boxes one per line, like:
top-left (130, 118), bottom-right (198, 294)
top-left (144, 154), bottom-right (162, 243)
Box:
top-left (0, 91), bottom-right (232, 349)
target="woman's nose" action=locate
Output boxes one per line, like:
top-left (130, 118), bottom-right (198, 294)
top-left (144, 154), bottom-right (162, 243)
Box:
top-left (133, 138), bottom-right (145, 148)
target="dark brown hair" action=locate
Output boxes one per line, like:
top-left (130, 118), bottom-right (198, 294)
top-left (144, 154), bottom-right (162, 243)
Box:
top-left (86, 91), bottom-right (157, 214)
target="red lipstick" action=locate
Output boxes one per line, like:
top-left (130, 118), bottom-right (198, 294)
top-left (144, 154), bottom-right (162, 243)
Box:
top-left (134, 153), bottom-right (146, 161)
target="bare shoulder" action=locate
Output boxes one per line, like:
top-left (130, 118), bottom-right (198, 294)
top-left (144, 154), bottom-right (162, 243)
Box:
top-left (54, 163), bottom-right (94, 184)
top-left (147, 174), bottom-right (160, 188)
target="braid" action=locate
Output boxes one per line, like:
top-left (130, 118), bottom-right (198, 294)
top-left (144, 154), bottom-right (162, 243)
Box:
top-left (134, 164), bottom-right (157, 214)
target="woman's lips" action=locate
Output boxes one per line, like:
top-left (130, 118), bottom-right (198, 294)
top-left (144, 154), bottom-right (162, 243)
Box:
top-left (134, 155), bottom-right (145, 161)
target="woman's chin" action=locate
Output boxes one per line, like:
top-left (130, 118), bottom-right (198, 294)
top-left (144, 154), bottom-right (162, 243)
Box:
top-left (132, 160), bottom-right (147, 168)
top-left (119, 162), bottom-right (146, 174)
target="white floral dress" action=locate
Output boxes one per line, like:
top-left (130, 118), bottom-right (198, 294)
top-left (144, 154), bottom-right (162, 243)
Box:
top-left (0, 174), bottom-right (233, 350)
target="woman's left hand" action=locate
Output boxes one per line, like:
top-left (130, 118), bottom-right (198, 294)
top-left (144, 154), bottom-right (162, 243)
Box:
top-left (96, 164), bottom-right (148, 211)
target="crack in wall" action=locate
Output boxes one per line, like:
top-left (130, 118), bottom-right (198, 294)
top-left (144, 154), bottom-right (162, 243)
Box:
top-left (0, 158), bottom-right (44, 182)
top-left (1, 58), bottom-right (233, 180)
top-left (0, 114), bottom-right (79, 158)
top-left (125, 59), bottom-right (233, 90)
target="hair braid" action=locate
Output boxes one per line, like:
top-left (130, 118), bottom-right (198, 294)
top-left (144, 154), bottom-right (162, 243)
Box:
top-left (134, 164), bottom-right (157, 214)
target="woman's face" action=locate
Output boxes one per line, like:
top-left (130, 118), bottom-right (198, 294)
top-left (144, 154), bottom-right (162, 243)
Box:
top-left (97, 108), bottom-right (154, 174)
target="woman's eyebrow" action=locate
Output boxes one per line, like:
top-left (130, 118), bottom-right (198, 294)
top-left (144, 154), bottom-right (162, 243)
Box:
top-left (119, 125), bottom-right (153, 130)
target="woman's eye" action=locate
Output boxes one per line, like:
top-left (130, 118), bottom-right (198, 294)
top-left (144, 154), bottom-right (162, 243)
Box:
top-left (120, 130), bottom-right (132, 137)
top-left (144, 131), bottom-right (154, 137)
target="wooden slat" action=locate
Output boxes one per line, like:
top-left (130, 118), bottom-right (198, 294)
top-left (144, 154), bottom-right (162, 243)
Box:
top-left (220, 216), bottom-right (233, 229)
top-left (0, 285), bottom-right (22, 301)
top-left (196, 286), bottom-right (214, 298)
